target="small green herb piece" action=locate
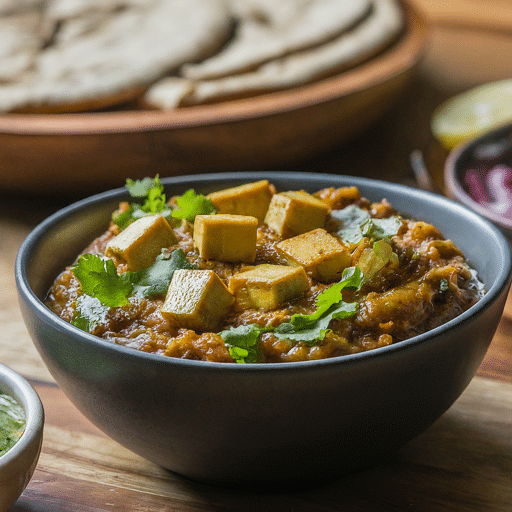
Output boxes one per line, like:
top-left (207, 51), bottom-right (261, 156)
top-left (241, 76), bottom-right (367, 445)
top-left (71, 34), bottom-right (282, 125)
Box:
top-left (171, 189), bottom-right (216, 223)
top-left (71, 250), bottom-right (195, 332)
top-left (439, 278), bottom-right (449, 292)
top-left (331, 205), bottom-right (401, 243)
top-left (113, 176), bottom-right (173, 230)
top-left (219, 324), bottom-right (270, 363)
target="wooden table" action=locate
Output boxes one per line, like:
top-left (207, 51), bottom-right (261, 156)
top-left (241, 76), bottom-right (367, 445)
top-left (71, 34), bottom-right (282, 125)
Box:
top-left (2, 1), bottom-right (512, 509)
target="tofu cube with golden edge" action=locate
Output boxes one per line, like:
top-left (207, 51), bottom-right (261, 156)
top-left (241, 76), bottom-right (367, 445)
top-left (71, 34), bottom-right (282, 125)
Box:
top-left (276, 228), bottom-right (352, 282)
top-left (161, 269), bottom-right (234, 331)
top-left (105, 214), bottom-right (177, 271)
top-left (193, 214), bottom-right (258, 262)
top-left (228, 264), bottom-right (309, 311)
top-left (264, 191), bottom-right (329, 239)
top-left (207, 180), bottom-right (273, 222)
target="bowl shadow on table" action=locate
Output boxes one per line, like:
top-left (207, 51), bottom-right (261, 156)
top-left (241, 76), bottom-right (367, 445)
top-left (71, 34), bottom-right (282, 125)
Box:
top-left (150, 412), bottom-right (511, 512)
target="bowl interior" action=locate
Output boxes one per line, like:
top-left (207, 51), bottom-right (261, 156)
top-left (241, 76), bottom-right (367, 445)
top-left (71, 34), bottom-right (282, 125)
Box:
top-left (444, 122), bottom-right (512, 237)
top-left (19, 171), bottom-right (512, 361)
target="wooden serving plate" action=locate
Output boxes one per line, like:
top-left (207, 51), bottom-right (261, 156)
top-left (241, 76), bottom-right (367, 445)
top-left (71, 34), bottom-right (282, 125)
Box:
top-left (0, 0), bottom-right (428, 194)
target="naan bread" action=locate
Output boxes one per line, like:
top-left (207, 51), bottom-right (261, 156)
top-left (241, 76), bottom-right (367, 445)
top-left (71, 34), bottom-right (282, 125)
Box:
top-left (0, 0), bottom-right (232, 113)
top-left (183, 0), bottom-right (372, 80)
top-left (145, 0), bottom-right (404, 109)
top-left (0, 12), bottom-right (44, 82)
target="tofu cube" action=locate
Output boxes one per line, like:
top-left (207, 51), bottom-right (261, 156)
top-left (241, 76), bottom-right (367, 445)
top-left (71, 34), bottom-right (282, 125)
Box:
top-left (276, 228), bottom-right (352, 282)
top-left (105, 214), bottom-right (177, 271)
top-left (228, 264), bottom-right (309, 311)
top-left (193, 214), bottom-right (258, 263)
top-left (264, 191), bottom-right (329, 239)
top-left (207, 180), bottom-right (274, 222)
top-left (161, 269), bottom-right (234, 331)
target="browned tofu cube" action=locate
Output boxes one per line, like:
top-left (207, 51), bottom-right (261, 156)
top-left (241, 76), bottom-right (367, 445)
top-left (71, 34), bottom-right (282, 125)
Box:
top-left (105, 214), bottom-right (177, 271)
top-left (161, 269), bottom-right (234, 331)
top-left (207, 180), bottom-right (273, 222)
top-left (193, 214), bottom-right (258, 263)
top-left (228, 264), bottom-right (309, 311)
top-left (264, 191), bottom-right (329, 239)
top-left (276, 228), bottom-right (352, 282)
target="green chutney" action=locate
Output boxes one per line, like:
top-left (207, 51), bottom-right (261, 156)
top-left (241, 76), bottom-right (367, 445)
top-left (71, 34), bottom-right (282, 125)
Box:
top-left (0, 393), bottom-right (25, 456)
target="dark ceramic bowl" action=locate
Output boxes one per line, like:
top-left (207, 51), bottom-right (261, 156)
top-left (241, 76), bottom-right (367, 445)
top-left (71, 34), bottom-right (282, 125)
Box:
top-left (445, 122), bottom-right (512, 238)
top-left (15, 172), bottom-right (512, 485)
top-left (0, 364), bottom-right (44, 511)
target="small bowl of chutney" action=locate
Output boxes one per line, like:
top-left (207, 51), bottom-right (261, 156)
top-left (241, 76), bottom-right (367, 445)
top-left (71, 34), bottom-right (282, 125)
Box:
top-left (0, 363), bottom-right (44, 512)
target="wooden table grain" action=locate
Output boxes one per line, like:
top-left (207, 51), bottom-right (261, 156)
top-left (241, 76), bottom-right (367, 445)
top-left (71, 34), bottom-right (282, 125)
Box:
top-left (2, 1), bottom-right (512, 509)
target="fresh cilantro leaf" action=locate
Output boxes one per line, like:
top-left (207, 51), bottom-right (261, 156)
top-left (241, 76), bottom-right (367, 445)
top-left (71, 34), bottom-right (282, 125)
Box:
top-left (274, 267), bottom-right (363, 344)
top-left (331, 205), bottom-right (370, 243)
top-left (288, 267), bottom-right (363, 330)
top-left (71, 254), bottom-right (131, 307)
top-left (275, 301), bottom-right (358, 344)
top-left (125, 177), bottom-right (159, 198)
top-left (331, 205), bottom-right (401, 243)
top-left (71, 250), bottom-right (195, 333)
top-left (72, 295), bottom-right (108, 331)
top-left (362, 216), bottom-right (402, 241)
top-left (113, 176), bottom-right (173, 229)
top-left (219, 324), bottom-right (269, 363)
top-left (171, 189), bottom-right (216, 223)
top-left (131, 250), bottom-right (196, 298)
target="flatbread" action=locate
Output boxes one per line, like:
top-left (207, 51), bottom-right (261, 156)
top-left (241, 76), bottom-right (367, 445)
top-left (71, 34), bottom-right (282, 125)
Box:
top-left (0, 12), bottom-right (44, 82)
top-left (183, 0), bottom-right (372, 80)
top-left (0, 0), bottom-right (232, 113)
top-left (145, 0), bottom-right (404, 109)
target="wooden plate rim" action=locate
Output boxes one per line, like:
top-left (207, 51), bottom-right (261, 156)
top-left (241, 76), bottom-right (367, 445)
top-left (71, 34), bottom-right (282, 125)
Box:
top-left (0, 0), bottom-right (429, 136)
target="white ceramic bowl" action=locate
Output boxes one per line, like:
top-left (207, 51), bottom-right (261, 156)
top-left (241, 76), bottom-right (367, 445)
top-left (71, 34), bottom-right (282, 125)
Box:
top-left (0, 363), bottom-right (44, 511)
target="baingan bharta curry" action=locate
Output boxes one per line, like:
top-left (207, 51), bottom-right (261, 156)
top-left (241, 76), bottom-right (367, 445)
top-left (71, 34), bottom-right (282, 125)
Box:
top-left (46, 178), bottom-right (483, 363)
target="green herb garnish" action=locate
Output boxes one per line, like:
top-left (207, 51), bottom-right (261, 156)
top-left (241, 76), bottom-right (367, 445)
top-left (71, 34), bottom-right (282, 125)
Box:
top-left (113, 176), bottom-right (173, 230)
top-left (331, 205), bottom-right (401, 243)
top-left (274, 267), bottom-right (363, 344)
top-left (71, 250), bottom-right (195, 331)
top-left (219, 324), bottom-right (270, 364)
top-left (439, 278), bottom-right (449, 292)
top-left (219, 267), bottom-right (364, 362)
top-left (171, 189), bottom-right (216, 223)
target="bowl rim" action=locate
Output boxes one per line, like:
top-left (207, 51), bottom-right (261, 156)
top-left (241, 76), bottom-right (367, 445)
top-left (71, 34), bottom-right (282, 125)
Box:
top-left (0, 0), bottom-right (428, 136)
top-left (444, 121), bottom-right (512, 231)
top-left (15, 171), bottom-right (512, 373)
top-left (0, 362), bottom-right (44, 471)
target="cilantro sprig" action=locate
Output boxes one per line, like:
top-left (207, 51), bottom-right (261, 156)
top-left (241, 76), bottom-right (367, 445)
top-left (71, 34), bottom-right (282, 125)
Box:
top-left (71, 249), bottom-right (195, 331)
top-left (112, 177), bottom-right (216, 229)
top-left (113, 176), bottom-right (173, 230)
top-left (219, 267), bottom-right (364, 362)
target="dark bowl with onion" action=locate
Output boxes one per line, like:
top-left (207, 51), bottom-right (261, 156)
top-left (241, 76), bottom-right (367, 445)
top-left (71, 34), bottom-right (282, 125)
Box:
top-left (15, 172), bottom-right (512, 485)
top-left (445, 122), bottom-right (512, 239)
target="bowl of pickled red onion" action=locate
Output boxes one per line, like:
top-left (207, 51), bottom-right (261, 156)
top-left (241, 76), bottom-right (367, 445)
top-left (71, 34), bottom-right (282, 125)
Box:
top-left (445, 122), bottom-right (512, 239)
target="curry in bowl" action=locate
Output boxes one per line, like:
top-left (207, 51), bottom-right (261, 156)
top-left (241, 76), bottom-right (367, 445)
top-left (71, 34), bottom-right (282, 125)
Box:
top-left (45, 177), bottom-right (483, 364)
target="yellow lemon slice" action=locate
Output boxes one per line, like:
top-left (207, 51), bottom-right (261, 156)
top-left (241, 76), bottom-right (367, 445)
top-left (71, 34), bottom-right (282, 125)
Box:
top-left (431, 79), bottom-right (512, 151)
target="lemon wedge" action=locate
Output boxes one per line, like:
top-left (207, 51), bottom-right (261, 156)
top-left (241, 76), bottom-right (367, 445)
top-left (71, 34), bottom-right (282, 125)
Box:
top-left (431, 79), bottom-right (512, 151)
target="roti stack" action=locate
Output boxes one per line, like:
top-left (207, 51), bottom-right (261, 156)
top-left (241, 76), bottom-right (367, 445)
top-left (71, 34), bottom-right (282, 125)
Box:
top-left (0, 0), bottom-right (405, 113)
